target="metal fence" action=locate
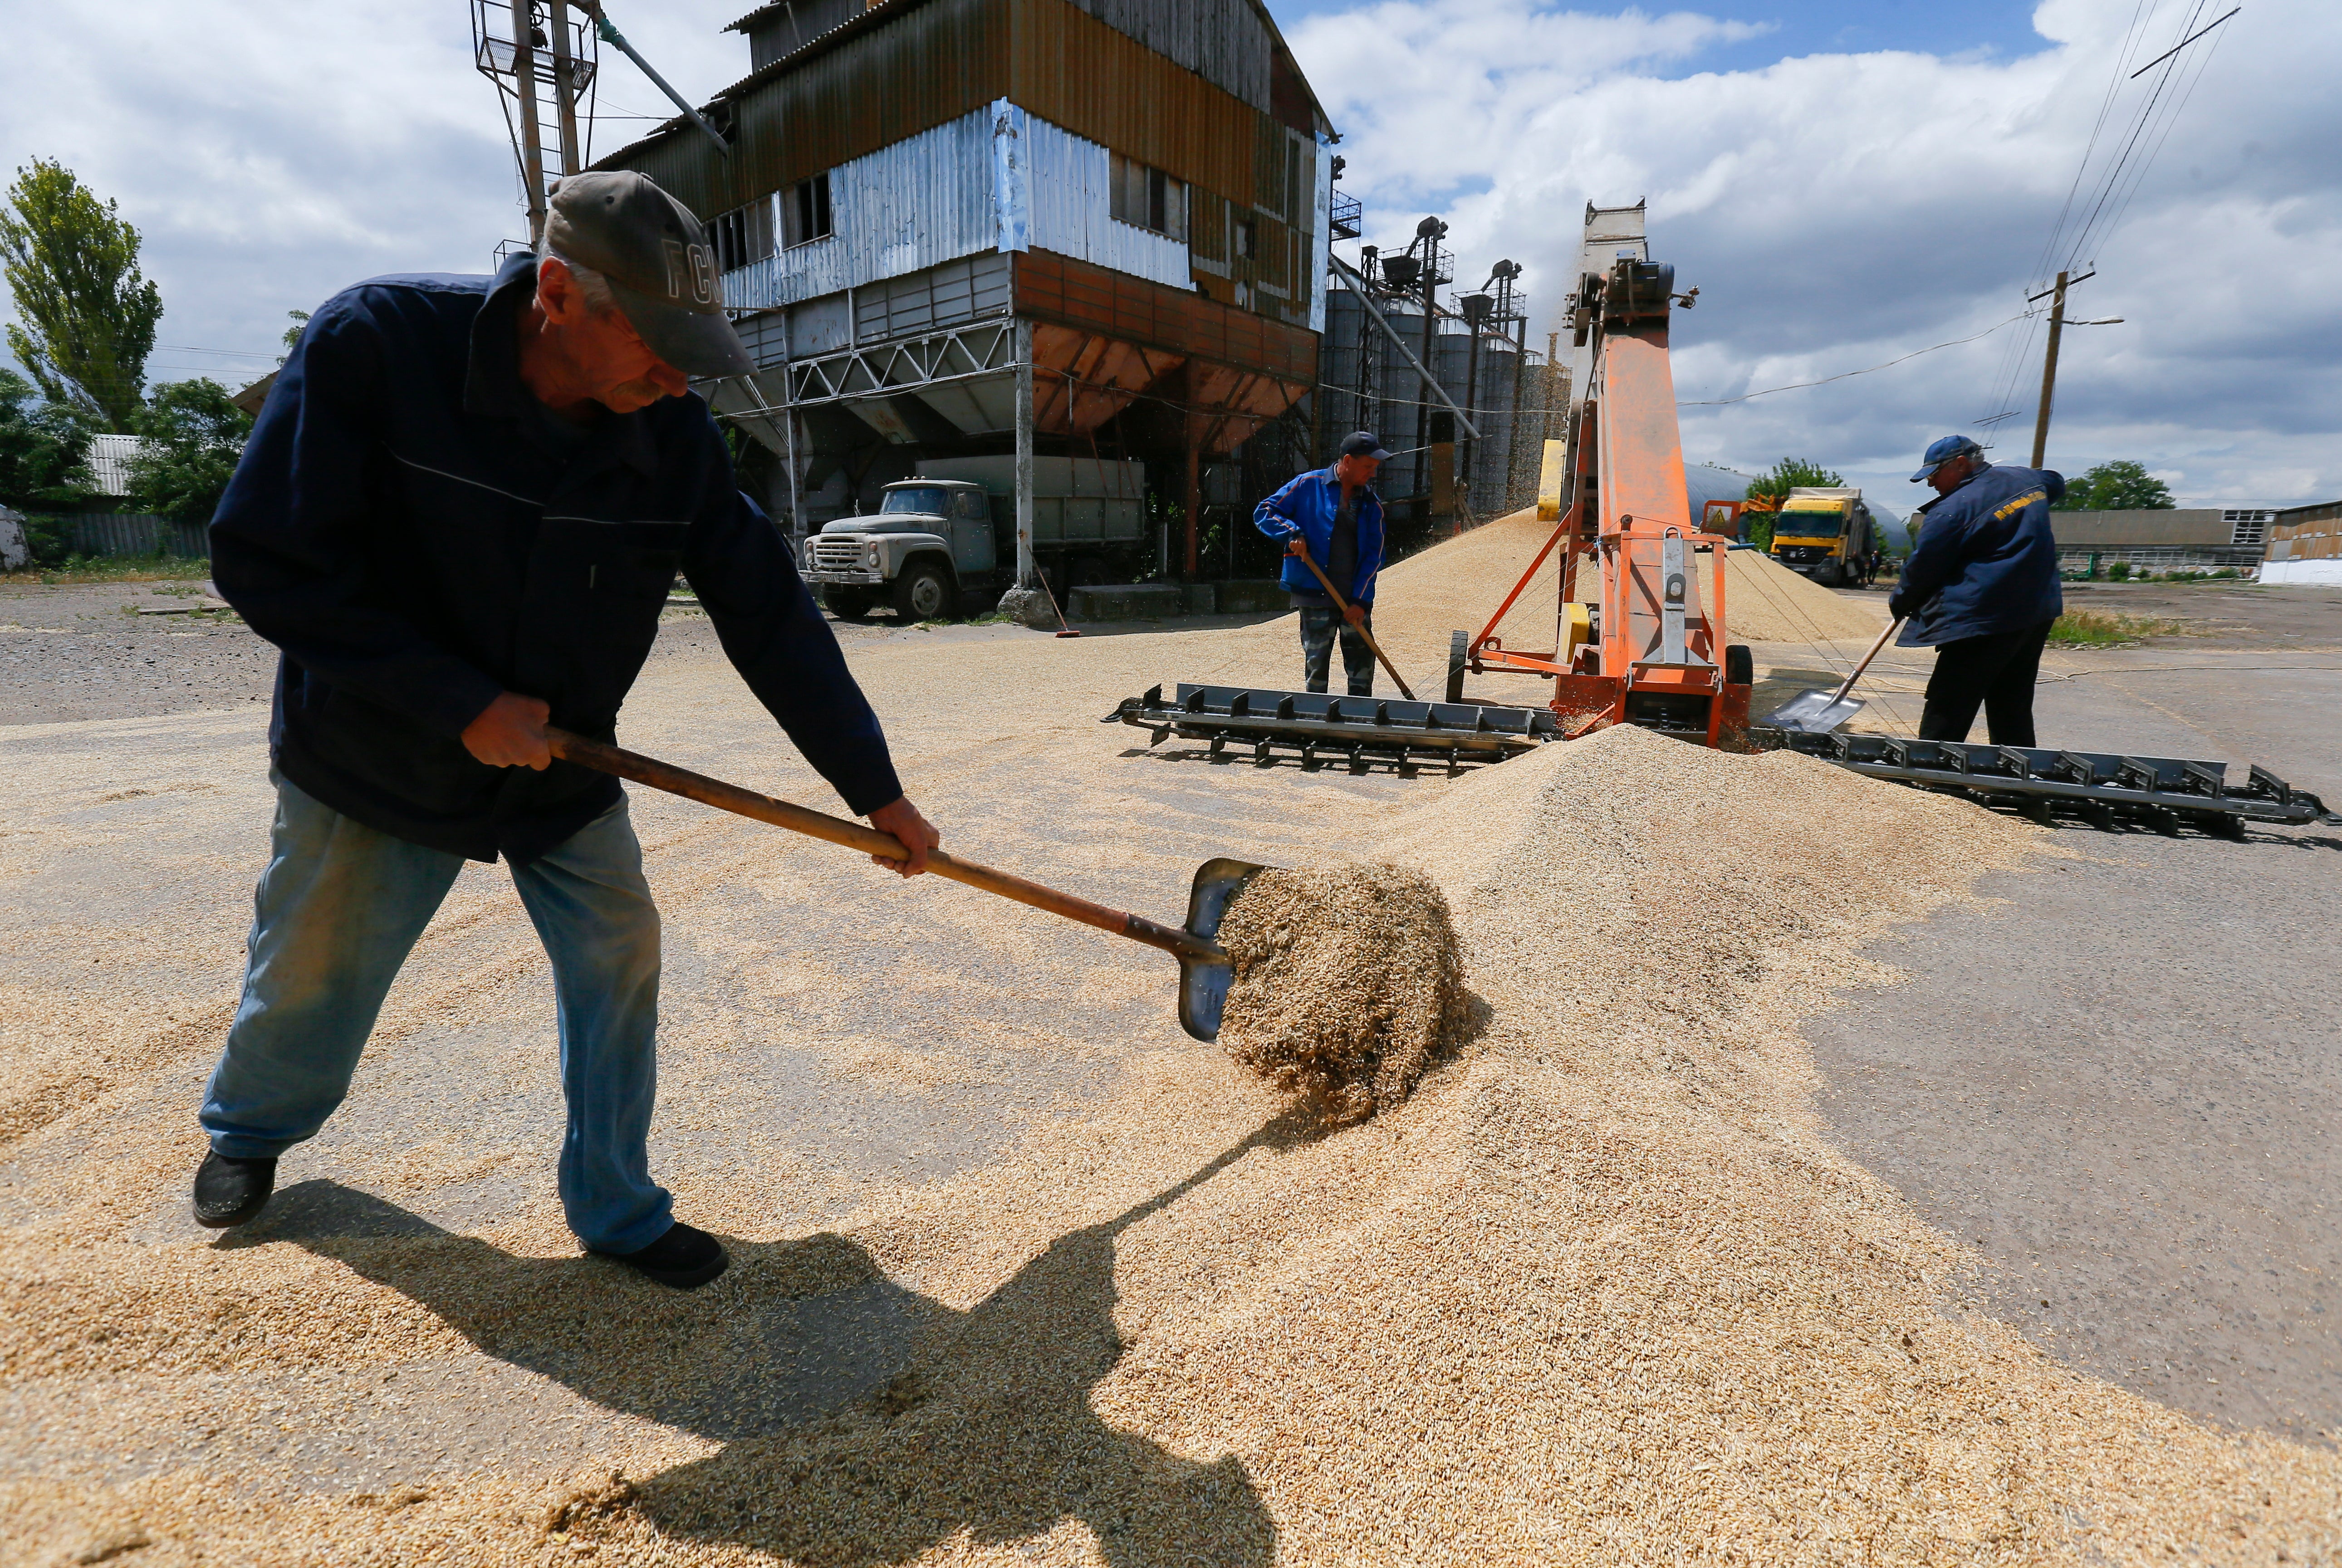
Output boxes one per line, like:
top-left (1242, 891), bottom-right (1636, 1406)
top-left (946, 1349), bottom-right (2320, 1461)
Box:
top-left (61, 514), bottom-right (210, 559)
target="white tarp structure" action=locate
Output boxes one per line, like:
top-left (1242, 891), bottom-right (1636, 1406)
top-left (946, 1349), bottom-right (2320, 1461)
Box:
top-left (0, 505), bottom-right (29, 571)
top-left (2258, 558), bottom-right (2342, 585)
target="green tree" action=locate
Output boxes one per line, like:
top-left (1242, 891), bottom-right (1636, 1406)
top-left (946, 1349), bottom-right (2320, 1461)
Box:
top-left (0, 365), bottom-right (97, 511)
top-left (124, 377), bottom-right (251, 525)
top-left (0, 159), bottom-right (162, 431)
top-left (2053, 459), bottom-right (2175, 510)
top-left (1746, 456), bottom-right (1847, 504)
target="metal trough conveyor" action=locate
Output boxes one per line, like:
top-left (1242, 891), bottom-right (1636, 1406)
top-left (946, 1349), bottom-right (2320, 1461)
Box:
top-left (1104, 683), bottom-right (1559, 772)
top-left (1752, 727), bottom-right (2340, 833)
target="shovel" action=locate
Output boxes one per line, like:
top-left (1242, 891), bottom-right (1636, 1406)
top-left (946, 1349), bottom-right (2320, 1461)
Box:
top-left (1292, 550), bottom-right (1417, 701)
top-left (546, 729), bottom-right (1263, 1042)
top-left (1761, 617), bottom-right (1905, 734)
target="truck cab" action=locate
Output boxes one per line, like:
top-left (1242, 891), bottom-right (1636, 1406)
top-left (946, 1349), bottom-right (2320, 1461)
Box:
top-left (1769, 486), bottom-right (1877, 588)
top-left (802, 479), bottom-right (998, 622)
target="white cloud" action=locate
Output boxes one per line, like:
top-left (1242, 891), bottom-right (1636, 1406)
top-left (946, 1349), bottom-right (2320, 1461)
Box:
top-left (5, 1), bottom-right (2334, 505)
top-left (1293, 0), bottom-right (2342, 505)
top-left (0, 0), bottom-right (747, 387)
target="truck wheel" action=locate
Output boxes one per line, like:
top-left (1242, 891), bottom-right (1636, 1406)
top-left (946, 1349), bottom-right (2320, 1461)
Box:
top-left (1445, 629), bottom-right (1468, 704)
top-left (822, 584), bottom-right (876, 619)
top-left (893, 559), bottom-right (953, 622)
top-left (1724, 644), bottom-right (1753, 686)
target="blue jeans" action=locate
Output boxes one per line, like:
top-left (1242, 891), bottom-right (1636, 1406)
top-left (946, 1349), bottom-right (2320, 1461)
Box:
top-left (200, 772), bottom-right (671, 1253)
top-left (1298, 605), bottom-right (1375, 695)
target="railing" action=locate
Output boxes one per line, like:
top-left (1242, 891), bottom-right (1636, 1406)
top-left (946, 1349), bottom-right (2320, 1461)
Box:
top-left (1329, 191), bottom-right (1362, 239)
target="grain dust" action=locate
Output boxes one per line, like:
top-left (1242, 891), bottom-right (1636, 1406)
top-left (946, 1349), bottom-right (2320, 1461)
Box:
top-left (1215, 862), bottom-right (1467, 1123)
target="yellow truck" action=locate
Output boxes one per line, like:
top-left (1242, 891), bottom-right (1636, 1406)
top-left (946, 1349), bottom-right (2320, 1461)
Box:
top-left (1767, 486), bottom-right (1877, 588)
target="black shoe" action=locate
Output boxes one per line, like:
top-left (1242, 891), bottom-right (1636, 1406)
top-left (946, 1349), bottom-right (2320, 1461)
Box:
top-left (592, 1221), bottom-right (729, 1290)
top-left (192, 1151), bottom-right (278, 1229)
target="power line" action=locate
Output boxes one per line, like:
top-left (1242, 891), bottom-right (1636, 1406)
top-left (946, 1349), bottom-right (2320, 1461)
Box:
top-left (152, 344), bottom-right (277, 359)
top-left (2129, 5), bottom-right (2238, 76)
top-left (1678, 313), bottom-right (2029, 407)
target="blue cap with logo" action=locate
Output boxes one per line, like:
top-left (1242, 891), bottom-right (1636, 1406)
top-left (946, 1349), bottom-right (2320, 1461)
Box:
top-left (1910, 434), bottom-right (1984, 483)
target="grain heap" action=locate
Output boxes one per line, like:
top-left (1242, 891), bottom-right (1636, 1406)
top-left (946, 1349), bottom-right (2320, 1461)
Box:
top-left (1360, 506), bottom-right (1884, 662)
top-left (1214, 862), bottom-right (1467, 1123)
top-left (10, 636), bottom-right (2342, 1563)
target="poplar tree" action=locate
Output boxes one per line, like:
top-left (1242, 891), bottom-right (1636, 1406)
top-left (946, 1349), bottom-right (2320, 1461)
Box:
top-left (0, 160), bottom-right (162, 433)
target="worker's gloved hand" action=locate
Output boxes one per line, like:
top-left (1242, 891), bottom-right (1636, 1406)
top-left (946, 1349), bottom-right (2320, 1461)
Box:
top-left (1286, 536), bottom-right (1308, 557)
top-left (868, 795), bottom-right (941, 877)
top-left (1886, 591), bottom-right (1913, 621)
top-left (461, 691), bottom-right (552, 770)
top-left (1342, 601), bottom-right (1366, 627)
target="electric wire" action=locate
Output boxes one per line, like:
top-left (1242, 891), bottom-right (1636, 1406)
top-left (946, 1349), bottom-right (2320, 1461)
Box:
top-left (1679, 313), bottom-right (2030, 407)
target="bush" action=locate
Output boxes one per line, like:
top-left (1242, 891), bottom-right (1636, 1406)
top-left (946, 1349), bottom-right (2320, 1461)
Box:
top-left (20, 512), bottom-right (74, 564)
top-left (2210, 567), bottom-right (2240, 579)
top-left (2109, 561), bottom-right (2132, 581)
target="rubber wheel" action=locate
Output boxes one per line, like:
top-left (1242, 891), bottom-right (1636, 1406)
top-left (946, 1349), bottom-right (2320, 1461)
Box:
top-left (1445, 629), bottom-right (1468, 705)
top-left (892, 559), bottom-right (953, 622)
top-left (1724, 644), bottom-right (1754, 686)
top-left (822, 584), bottom-right (876, 619)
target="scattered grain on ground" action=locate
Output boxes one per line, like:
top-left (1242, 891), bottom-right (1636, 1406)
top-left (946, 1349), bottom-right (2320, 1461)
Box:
top-left (5, 614), bottom-right (2340, 1564)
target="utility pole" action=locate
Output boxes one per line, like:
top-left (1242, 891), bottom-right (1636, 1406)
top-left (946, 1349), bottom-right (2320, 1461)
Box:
top-left (2030, 269), bottom-right (2068, 469)
top-left (511, 6), bottom-right (551, 243)
top-left (547, 0), bottom-right (583, 177)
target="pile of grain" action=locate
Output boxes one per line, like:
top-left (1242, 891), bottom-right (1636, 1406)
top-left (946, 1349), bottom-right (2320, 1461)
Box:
top-left (1360, 507), bottom-right (1884, 668)
top-left (1214, 862), bottom-right (1467, 1123)
top-left (10, 653), bottom-right (2342, 1563)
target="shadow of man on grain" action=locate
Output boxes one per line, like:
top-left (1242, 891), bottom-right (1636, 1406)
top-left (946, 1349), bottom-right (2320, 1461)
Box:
top-left (251, 1113), bottom-right (1322, 1566)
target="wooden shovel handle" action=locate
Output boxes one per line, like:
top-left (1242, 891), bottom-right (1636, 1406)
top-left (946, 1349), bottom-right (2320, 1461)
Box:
top-left (1831, 617), bottom-right (1905, 704)
top-left (1293, 550), bottom-right (1418, 701)
top-left (545, 730), bottom-right (1214, 960)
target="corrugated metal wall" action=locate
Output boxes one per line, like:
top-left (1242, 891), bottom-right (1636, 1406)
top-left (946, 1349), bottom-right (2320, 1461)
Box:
top-left (612, 0), bottom-right (1283, 223)
top-left (723, 105), bottom-right (1192, 314)
top-left (1011, 0), bottom-right (1260, 209)
top-left (1024, 117), bottom-right (1195, 291)
top-left (614, 0), bottom-right (1006, 218)
top-left (1061, 0), bottom-right (1270, 111)
top-left (723, 108), bottom-right (996, 310)
top-left (63, 514), bottom-right (210, 559)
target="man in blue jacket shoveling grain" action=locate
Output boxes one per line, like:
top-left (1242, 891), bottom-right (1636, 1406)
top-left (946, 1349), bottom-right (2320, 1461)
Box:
top-left (1891, 434), bottom-right (2066, 746)
top-left (1254, 432), bottom-right (1390, 695)
top-left (193, 172), bottom-right (940, 1289)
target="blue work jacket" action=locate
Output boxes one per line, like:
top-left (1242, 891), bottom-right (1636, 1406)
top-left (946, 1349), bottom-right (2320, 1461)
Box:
top-left (1891, 463), bottom-right (2067, 647)
top-left (210, 251), bottom-right (901, 863)
top-left (1253, 466), bottom-right (1385, 605)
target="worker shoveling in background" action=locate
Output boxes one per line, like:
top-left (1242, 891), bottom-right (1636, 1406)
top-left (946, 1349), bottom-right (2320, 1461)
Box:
top-left (1256, 431), bottom-right (1391, 695)
top-left (194, 171), bottom-right (943, 1292)
top-left (1893, 434), bottom-right (2068, 745)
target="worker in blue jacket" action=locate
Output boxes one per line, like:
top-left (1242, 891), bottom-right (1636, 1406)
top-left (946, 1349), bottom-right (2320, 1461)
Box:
top-left (1890, 434), bottom-right (2066, 745)
top-left (1253, 432), bottom-right (1390, 694)
top-left (194, 172), bottom-right (940, 1289)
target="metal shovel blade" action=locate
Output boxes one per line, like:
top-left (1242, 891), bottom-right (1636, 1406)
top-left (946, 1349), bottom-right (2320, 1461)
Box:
top-left (1762, 688), bottom-right (1867, 734)
top-left (1174, 857), bottom-right (1267, 1042)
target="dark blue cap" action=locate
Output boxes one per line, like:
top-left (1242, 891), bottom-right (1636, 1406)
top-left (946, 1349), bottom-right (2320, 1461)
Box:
top-left (1910, 434), bottom-right (1983, 483)
top-left (1339, 431), bottom-right (1392, 461)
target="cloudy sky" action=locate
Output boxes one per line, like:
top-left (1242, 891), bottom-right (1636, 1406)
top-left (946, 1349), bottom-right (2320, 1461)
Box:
top-left (3, 0), bottom-right (2333, 505)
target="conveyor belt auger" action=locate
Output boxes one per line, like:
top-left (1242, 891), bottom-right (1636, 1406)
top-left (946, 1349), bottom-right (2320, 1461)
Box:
top-left (1103, 684), bottom-right (1558, 774)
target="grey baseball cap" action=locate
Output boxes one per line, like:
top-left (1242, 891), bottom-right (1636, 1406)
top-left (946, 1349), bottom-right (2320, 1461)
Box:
top-left (543, 171), bottom-right (752, 379)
